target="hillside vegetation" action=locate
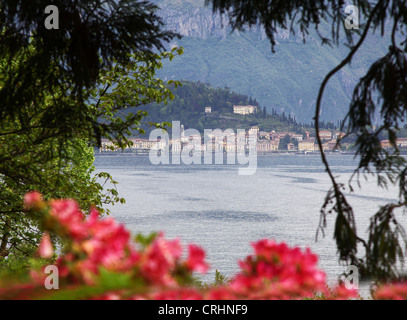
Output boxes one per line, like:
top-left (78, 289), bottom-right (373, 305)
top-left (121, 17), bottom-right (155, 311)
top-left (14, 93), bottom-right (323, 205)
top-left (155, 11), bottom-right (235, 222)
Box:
top-left (142, 81), bottom-right (314, 136)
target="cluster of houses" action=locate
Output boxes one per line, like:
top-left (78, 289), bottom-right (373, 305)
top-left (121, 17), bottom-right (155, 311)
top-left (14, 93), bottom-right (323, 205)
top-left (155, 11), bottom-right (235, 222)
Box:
top-left (99, 102), bottom-right (407, 153)
top-left (255, 129), bottom-right (347, 153)
top-left (100, 103), bottom-right (352, 153)
top-left (100, 138), bottom-right (167, 153)
top-left (380, 138), bottom-right (407, 150)
top-left (205, 105), bottom-right (258, 115)
top-left (99, 125), bottom-right (348, 154)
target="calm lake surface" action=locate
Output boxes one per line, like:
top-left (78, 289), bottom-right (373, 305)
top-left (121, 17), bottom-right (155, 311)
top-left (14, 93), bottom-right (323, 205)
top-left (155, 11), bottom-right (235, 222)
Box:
top-left (94, 153), bottom-right (405, 296)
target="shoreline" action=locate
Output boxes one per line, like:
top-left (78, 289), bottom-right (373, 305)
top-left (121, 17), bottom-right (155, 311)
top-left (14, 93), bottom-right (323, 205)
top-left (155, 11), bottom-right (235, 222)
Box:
top-left (94, 151), bottom-right (358, 157)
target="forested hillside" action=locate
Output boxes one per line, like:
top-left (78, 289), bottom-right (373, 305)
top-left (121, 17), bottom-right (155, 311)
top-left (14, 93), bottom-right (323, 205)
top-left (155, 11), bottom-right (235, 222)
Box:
top-left (140, 81), bottom-right (314, 136)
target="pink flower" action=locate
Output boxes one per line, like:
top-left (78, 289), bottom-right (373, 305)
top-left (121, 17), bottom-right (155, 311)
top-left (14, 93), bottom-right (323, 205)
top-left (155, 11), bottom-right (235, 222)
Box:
top-left (185, 244), bottom-right (208, 274)
top-left (327, 285), bottom-right (358, 300)
top-left (140, 236), bottom-right (183, 285)
top-left (228, 239), bottom-right (326, 299)
top-left (49, 199), bottom-right (88, 240)
top-left (153, 288), bottom-right (203, 300)
top-left (24, 191), bottom-right (43, 209)
top-left (38, 233), bottom-right (53, 259)
top-left (206, 287), bottom-right (237, 300)
top-left (374, 283), bottom-right (407, 300)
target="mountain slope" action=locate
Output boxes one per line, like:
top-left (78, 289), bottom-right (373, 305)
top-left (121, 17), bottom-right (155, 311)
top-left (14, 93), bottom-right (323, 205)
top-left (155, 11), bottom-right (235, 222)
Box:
top-left (154, 0), bottom-right (390, 123)
top-left (140, 81), bottom-right (310, 137)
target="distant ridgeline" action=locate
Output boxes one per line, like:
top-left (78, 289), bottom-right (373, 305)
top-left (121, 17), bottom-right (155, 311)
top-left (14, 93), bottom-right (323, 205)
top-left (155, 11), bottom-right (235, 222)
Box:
top-left (134, 81), bottom-right (340, 138)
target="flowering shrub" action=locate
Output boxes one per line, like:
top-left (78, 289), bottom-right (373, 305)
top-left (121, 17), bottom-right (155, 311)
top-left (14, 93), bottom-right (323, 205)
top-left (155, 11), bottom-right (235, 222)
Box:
top-left (0, 192), bottom-right (392, 300)
top-left (373, 283), bottom-right (407, 300)
top-left (227, 240), bottom-right (326, 299)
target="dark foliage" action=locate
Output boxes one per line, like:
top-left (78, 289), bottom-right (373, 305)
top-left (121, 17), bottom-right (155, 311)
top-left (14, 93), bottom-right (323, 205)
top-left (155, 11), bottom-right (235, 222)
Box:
top-left (0, 0), bottom-right (177, 141)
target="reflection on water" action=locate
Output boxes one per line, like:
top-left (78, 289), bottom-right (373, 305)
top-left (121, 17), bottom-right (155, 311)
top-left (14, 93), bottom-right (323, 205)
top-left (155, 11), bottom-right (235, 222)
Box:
top-left (94, 153), bottom-right (404, 298)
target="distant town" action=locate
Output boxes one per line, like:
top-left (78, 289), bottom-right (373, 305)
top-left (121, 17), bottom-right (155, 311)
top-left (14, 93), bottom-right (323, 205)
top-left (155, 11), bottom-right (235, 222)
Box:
top-left (99, 105), bottom-right (402, 154)
top-left (99, 128), bottom-right (348, 154)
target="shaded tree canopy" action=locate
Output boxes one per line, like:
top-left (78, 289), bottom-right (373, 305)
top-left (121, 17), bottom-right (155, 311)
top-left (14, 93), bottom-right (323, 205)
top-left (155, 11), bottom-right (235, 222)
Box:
top-left (207, 0), bottom-right (407, 281)
top-left (0, 0), bottom-right (178, 142)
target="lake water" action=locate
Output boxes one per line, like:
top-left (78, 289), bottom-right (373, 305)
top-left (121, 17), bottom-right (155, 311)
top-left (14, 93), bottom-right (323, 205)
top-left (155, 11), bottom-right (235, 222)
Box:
top-left (94, 153), bottom-right (404, 297)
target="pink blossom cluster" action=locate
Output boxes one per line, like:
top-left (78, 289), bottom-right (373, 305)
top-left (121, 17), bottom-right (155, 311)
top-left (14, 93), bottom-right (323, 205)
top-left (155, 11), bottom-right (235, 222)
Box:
top-left (198, 239), bottom-right (357, 300)
top-left (227, 239), bottom-right (327, 299)
top-left (10, 192), bottom-right (361, 300)
top-left (25, 192), bottom-right (208, 289)
top-left (374, 283), bottom-right (407, 300)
